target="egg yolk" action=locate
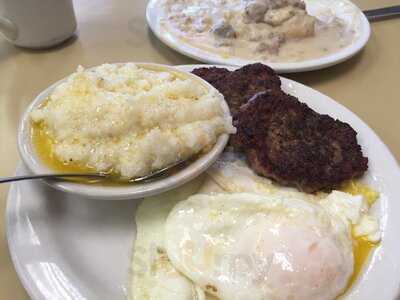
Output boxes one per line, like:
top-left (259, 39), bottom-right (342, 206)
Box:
top-left (341, 180), bottom-right (379, 206)
top-left (338, 180), bottom-right (379, 298)
top-left (342, 237), bottom-right (376, 298)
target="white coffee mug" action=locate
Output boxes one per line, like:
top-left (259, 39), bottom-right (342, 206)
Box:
top-left (0, 0), bottom-right (77, 48)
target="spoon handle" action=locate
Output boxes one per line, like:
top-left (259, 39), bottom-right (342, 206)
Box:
top-left (1, 159), bottom-right (189, 184)
top-left (0, 173), bottom-right (107, 184)
top-left (364, 5), bottom-right (400, 21)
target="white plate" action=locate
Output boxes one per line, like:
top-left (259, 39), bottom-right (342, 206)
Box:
top-left (7, 65), bottom-right (400, 300)
top-left (146, 0), bottom-right (371, 73)
top-left (17, 63), bottom-right (230, 200)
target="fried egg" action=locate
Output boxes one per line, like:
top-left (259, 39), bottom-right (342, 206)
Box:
top-left (164, 192), bottom-right (354, 300)
top-left (130, 152), bottom-right (380, 300)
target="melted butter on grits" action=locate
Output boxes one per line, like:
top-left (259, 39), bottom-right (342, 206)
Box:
top-left (31, 121), bottom-right (102, 184)
top-left (30, 63), bottom-right (235, 180)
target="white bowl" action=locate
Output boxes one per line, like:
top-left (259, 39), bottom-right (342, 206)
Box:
top-left (17, 63), bottom-right (231, 200)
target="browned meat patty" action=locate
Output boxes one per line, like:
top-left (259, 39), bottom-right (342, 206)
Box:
top-left (233, 91), bottom-right (368, 193)
top-left (191, 67), bottom-right (231, 87)
top-left (192, 63), bottom-right (281, 116)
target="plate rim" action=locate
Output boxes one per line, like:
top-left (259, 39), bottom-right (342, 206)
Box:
top-left (146, 0), bottom-right (371, 73)
top-left (6, 172), bottom-right (45, 300)
top-left (7, 64), bottom-right (400, 300)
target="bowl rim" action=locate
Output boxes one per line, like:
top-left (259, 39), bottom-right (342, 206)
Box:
top-left (17, 62), bottom-right (231, 200)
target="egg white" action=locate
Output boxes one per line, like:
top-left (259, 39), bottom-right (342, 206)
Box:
top-left (164, 192), bottom-right (354, 300)
top-left (207, 152), bottom-right (323, 202)
top-left (208, 152), bottom-right (380, 243)
top-left (129, 175), bottom-right (208, 300)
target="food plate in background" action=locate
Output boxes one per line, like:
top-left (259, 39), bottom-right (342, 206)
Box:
top-left (146, 0), bottom-right (371, 73)
top-left (7, 65), bottom-right (400, 300)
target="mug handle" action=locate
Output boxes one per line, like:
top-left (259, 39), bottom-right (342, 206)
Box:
top-left (0, 16), bottom-right (17, 41)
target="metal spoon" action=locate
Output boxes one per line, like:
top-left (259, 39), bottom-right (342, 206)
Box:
top-left (364, 5), bottom-right (400, 21)
top-left (0, 159), bottom-right (188, 184)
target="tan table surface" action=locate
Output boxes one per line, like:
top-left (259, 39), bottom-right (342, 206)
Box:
top-left (0, 0), bottom-right (399, 298)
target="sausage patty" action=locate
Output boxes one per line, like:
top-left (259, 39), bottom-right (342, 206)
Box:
top-left (192, 63), bottom-right (281, 116)
top-left (233, 91), bottom-right (368, 192)
top-left (191, 67), bottom-right (231, 88)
